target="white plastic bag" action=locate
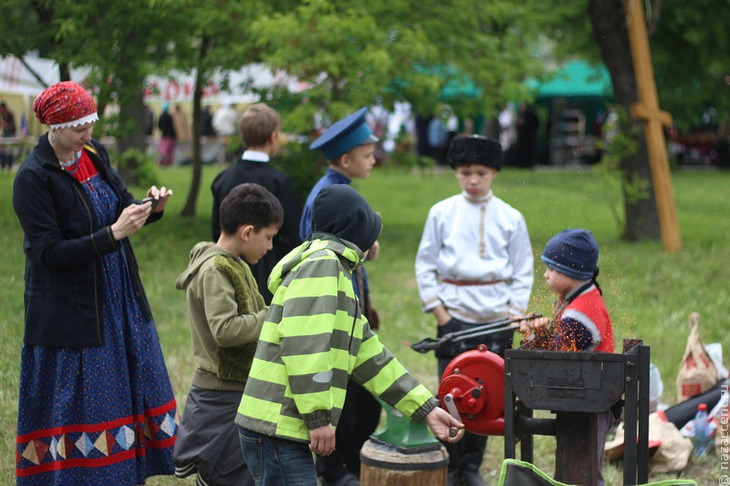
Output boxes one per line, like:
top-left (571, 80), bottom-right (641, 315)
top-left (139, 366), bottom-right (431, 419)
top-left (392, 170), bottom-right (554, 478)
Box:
top-left (706, 342), bottom-right (729, 379)
top-left (649, 363), bottom-right (664, 412)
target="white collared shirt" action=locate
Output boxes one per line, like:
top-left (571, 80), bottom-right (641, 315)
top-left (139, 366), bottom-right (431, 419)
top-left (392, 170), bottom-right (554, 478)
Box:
top-left (415, 190), bottom-right (534, 323)
top-left (242, 150), bottom-right (269, 162)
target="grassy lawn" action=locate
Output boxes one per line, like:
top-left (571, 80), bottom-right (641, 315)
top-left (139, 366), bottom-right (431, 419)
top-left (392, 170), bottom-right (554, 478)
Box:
top-left (1, 161), bottom-right (727, 485)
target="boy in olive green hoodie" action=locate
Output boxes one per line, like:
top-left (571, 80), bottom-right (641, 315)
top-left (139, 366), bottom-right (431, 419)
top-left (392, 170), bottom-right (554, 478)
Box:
top-left (174, 183), bottom-right (283, 486)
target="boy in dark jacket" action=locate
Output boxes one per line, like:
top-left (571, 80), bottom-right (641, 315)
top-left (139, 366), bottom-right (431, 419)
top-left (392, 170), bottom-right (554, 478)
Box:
top-left (211, 103), bottom-right (301, 303)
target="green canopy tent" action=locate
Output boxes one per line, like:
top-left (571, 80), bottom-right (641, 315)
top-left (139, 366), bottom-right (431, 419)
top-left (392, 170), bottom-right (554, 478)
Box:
top-left (527, 60), bottom-right (614, 165)
top-left (528, 60), bottom-right (612, 98)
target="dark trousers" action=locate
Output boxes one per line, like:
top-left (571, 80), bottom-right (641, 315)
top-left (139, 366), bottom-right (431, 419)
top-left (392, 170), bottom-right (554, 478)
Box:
top-left (437, 318), bottom-right (513, 480)
top-left (174, 386), bottom-right (254, 486)
top-left (0, 152), bottom-right (13, 170)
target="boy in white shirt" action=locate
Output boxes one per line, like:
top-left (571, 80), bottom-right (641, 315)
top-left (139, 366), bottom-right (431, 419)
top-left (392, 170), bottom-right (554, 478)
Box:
top-left (415, 135), bottom-right (534, 486)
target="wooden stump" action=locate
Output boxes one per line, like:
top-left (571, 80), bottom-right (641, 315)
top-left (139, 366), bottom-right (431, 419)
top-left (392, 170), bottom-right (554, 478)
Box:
top-left (359, 438), bottom-right (448, 486)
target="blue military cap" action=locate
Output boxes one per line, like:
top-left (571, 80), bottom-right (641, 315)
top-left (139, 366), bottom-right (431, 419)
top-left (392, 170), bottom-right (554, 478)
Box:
top-left (310, 107), bottom-right (379, 160)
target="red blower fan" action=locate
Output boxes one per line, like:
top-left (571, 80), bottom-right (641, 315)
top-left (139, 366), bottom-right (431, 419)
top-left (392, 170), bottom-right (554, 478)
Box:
top-left (438, 344), bottom-right (505, 435)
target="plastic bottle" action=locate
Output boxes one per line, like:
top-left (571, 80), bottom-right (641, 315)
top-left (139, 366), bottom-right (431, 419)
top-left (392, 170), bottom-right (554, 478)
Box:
top-left (648, 363), bottom-right (663, 412)
top-left (693, 403), bottom-right (710, 458)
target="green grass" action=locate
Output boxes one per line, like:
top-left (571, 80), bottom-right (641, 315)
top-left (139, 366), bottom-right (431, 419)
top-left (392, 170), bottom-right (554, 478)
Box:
top-left (1, 163), bottom-right (727, 485)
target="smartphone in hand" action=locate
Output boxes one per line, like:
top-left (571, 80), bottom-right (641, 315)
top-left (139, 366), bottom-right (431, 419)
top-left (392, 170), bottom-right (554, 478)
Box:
top-left (141, 197), bottom-right (159, 212)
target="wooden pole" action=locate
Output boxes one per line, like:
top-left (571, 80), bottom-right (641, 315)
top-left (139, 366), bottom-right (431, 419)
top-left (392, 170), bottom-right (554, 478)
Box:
top-left (625, 0), bottom-right (682, 252)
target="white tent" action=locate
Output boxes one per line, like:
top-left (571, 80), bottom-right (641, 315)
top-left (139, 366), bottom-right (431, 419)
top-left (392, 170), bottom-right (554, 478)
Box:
top-left (144, 64), bottom-right (308, 105)
top-left (1, 55), bottom-right (306, 104)
top-left (0, 55), bottom-right (60, 96)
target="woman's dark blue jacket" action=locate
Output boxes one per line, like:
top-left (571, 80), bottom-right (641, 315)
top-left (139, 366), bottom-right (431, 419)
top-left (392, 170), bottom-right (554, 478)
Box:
top-left (12, 134), bottom-right (161, 347)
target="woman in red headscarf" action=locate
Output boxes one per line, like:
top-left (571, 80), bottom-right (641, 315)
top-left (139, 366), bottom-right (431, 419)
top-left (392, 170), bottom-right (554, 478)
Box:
top-left (12, 81), bottom-right (177, 484)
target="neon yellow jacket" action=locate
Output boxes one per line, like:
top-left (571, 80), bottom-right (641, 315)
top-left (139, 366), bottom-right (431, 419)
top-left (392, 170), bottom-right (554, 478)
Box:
top-left (235, 234), bottom-right (437, 443)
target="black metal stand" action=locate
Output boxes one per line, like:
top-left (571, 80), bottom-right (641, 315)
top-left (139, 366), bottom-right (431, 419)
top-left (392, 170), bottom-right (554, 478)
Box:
top-left (622, 341), bottom-right (651, 485)
top-left (504, 343), bottom-right (650, 486)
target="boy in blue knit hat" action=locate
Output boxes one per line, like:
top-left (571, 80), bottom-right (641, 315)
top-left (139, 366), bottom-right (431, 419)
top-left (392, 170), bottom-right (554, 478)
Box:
top-left (519, 228), bottom-right (614, 486)
top-left (519, 228), bottom-right (614, 353)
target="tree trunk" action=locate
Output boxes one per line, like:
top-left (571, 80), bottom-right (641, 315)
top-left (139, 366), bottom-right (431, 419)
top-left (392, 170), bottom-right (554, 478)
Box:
top-left (112, 27), bottom-right (148, 186)
top-left (118, 89), bottom-right (147, 153)
top-left (588, 0), bottom-right (660, 241)
top-left (180, 37), bottom-right (211, 218)
top-left (116, 86), bottom-right (147, 186)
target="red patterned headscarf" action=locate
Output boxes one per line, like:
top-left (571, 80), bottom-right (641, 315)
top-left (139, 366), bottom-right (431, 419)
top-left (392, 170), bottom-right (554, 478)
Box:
top-left (33, 81), bottom-right (99, 129)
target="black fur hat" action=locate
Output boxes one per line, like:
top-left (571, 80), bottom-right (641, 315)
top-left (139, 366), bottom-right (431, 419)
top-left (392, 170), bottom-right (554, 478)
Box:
top-left (446, 135), bottom-right (503, 170)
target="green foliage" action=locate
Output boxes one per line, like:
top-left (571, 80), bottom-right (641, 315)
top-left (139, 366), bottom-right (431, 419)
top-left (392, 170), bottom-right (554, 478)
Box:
top-left (597, 105), bottom-right (639, 170)
top-left (593, 161), bottom-right (625, 233)
top-left (377, 128), bottom-right (430, 169)
top-left (272, 141), bottom-right (324, 205)
top-left (385, 151), bottom-right (432, 170)
top-left (408, 0), bottom-right (546, 116)
top-left (594, 105), bottom-right (657, 225)
top-left (535, 1), bottom-right (598, 63)
top-left (116, 147), bottom-right (160, 189)
top-left (622, 168), bottom-right (652, 207)
top-left (251, 3), bottom-right (397, 132)
top-left (539, 0), bottom-right (730, 132)
top-left (251, 0), bottom-right (547, 128)
top-left (650, 0), bottom-right (730, 132)
top-left (0, 0), bottom-right (188, 150)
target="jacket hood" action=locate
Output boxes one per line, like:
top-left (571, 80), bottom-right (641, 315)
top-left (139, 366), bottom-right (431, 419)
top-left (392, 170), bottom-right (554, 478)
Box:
top-left (267, 236), bottom-right (362, 295)
top-left (312, 184), bottom-right (382, 252)
top-left (175, 242), bottom-right (233, 290)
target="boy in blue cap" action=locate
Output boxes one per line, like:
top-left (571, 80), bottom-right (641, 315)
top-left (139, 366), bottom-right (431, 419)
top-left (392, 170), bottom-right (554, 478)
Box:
top-left (415, 135), bottom-right (534, 486)
top-left (299, 107), bottom-right (378, 239)
top-left (300, 108), bottom-right (382, 485)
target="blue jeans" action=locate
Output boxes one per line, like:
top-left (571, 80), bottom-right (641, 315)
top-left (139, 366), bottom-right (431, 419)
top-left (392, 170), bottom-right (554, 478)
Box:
top-left (238, 427), bottom-right (318, 486)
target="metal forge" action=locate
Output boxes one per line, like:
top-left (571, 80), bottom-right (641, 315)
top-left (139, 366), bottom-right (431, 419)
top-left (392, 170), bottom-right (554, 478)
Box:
top-left (438, 340), bottom-right (651, 486)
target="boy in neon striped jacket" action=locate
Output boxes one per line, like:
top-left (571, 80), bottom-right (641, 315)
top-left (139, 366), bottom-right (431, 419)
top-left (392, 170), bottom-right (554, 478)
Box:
top-left (236, 184), bottom-right (463, 485)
